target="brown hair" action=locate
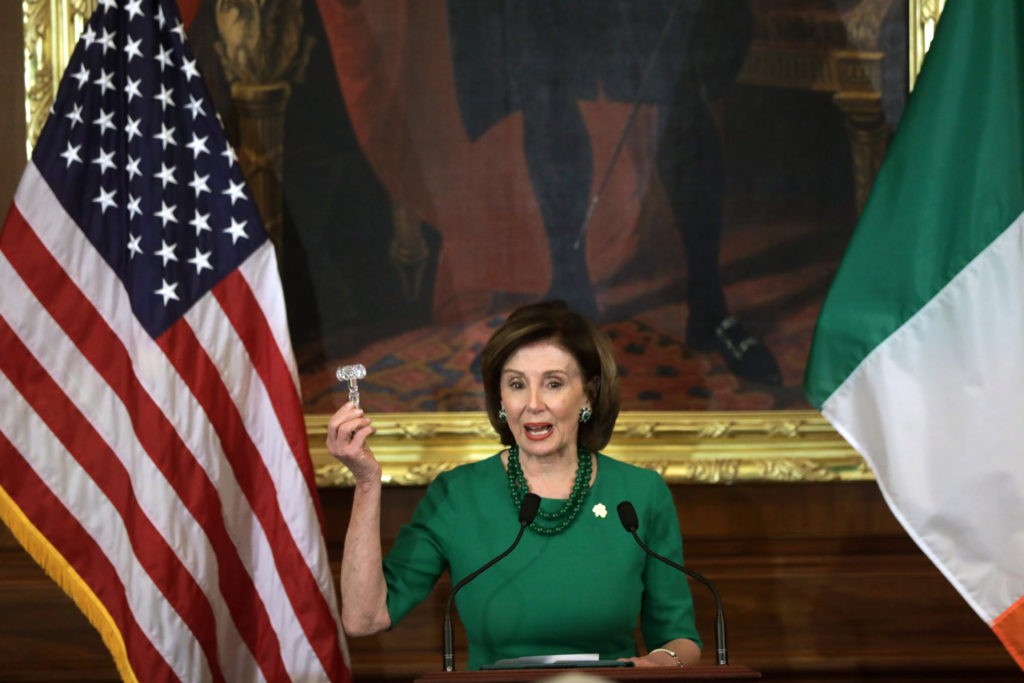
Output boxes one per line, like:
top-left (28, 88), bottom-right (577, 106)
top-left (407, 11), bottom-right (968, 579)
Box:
top-left (480, 300), bottom-right (620, 451)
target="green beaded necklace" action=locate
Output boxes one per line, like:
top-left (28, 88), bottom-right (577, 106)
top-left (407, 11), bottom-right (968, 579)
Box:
top-left (506, 443), bottom-right (592, 535)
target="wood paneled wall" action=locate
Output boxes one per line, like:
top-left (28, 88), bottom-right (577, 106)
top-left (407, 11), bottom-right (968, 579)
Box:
top-left (0, 481), bottom-right (1019, 681)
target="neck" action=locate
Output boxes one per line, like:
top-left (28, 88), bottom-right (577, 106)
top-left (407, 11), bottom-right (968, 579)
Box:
top-left (508, 445), bottom-right (592, 499)
top-left (518, 446), bottom-right (575, 472)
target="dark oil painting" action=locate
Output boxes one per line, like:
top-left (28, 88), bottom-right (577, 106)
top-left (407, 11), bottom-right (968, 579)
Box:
top-left (186, 0), bottom-right (909, 414)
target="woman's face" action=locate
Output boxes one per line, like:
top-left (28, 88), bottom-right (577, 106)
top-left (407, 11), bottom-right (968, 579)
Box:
top-left (499, 341), bottom-right (590, 460)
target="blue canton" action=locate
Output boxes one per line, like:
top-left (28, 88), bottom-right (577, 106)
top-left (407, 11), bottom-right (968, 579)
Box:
top-left (32, 0), bottom-right (266, 339)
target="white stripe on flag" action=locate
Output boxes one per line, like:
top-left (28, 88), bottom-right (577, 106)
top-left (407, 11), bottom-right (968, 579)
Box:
top-left (238, 244), bottom-right (303, 393)
top-left (823, 212), bottom-right (1024, 623)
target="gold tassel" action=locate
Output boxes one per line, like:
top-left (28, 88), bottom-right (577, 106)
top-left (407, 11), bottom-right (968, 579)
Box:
top-left (0, 486), bottom-right (139, 683)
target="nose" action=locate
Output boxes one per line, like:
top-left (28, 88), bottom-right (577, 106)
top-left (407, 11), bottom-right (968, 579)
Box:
top-left (526, 387), bottom-right (544, 412)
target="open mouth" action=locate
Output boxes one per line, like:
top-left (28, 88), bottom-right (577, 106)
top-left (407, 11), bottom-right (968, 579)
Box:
top-left (523, 423), bottom-right (553, 440)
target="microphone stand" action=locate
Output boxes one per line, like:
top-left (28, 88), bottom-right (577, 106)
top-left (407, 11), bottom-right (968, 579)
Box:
top-left (618, 502), bottom-right (728, 665)
top-left (442, 493), bottom-right (541, 671)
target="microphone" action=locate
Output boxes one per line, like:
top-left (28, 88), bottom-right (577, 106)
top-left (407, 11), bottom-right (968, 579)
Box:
top-left (442, 493), bottom-right (541, 671)
top-left (617, 501), bottom-right (728, 665)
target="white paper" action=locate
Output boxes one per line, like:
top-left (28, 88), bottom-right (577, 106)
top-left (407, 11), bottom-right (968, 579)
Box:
top-left (492, 653), bottom-right (600, 666)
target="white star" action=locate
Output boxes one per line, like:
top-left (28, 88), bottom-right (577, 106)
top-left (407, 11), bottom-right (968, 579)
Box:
top-left (185, 94), bottom-right (205, 120)
top-left (94, 68), bottom-right (115, 95)
top-left (60, 142), bottom-right (82, 167)
top-left (65, 103), bottom-right (83, 128)
top-left (182, 56), bottom-right (200, 82)
top-left (71, 64), bottom-right (91, 89)
top-left (223, 179), bottom-right (246, 205)
top-left (171, 20), bottom-right (186, 43)
top-left (154, 123), bottom-right (177, 149)
top-left (80, 26), bottom-right (97, 49)
top-left (155, 162), bottom-right (177, 188)
top-left (127, 194), bottom-right (142, 220)
top-left (125, 36), bottom-right (143, 63)
top-left (155, 239), bottom-right (178, 266)
top-left (155, 44), bottom-right (174, 70)
top-left (125, 77), bottom-right (142, 102)
top-left (156, 200), bottom-right (178, 227)
top-left (188, 249), bottom-right (213, 274)
top-left (190, 210), bottom-right (212, 234)
top-left (93, 109), bottom-right (116, 135)
top-left (125, 115), bottom-right (142, 141)
top-left (186, 133), bottom-right (209, 158)
top-left (155, 279), bottom-right (179, 305)
top-left (127, 232), bottom-right (143, 258)
top-left (222, 143), bottom-right (238, 166)
top-left (97, 0), bottom-right (117, 11)
top-left (156, 5), bottom-right (166, 28)
top-left (126, 155), bottom-right (142, 180)
top-left (124, 0), bottom-right (144, 20)
top-left (93, 186), bottom-right (117, 213)
top-left (91, 148), bottom-right (116, 174)
top-left (154, 83), bottom-right (175, 110)
top-left (96, 27), bottom-right (116, 54)
top-left (189, 171), bottom-right (211, 197)
top-left (224, 217), bottom-right (248, 244)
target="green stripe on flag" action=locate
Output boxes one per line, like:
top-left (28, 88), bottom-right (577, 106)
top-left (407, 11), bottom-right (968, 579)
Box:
top-left (804, 0), bottom-right (1024, 408)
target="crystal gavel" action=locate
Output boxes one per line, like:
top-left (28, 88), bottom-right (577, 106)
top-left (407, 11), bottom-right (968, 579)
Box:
top-left (335, 364), bottom-right (367, 408)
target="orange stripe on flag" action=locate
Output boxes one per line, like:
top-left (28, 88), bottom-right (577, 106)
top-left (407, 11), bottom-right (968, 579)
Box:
top-left (993, 596), bottom-right (1024, 670)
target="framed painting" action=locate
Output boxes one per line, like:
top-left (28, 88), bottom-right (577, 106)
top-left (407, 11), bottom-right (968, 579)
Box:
top-left (23, 0), bottom-right (946, 486)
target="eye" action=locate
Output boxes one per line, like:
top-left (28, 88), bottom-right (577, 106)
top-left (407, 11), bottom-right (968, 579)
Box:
top-left (507, 378), bottom-right (524, 390)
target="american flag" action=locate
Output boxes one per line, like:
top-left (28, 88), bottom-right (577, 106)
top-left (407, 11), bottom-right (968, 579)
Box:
top-left (0, 0), bottom-right (350, 680)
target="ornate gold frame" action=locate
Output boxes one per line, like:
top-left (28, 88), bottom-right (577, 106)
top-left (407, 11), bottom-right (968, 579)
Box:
top-left (23, 1), bottom-right (943, 486)
top-left (908, 0), bottom-right (946, 90)
top-left (308, 411), bottom-right (870, 487)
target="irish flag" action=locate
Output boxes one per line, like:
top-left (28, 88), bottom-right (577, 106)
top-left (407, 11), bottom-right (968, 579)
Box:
top-left (805, 0), bottom-right (1024, 669)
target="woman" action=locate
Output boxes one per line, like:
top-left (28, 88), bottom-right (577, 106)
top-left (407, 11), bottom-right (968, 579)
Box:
top-left (327, 301), bottom-right (702, 669)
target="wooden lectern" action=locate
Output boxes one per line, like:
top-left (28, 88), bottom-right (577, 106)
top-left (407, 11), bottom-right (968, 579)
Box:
top-left (415, 665), bottom-right (760, 682)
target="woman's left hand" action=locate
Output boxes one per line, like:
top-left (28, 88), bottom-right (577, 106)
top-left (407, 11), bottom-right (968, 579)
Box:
top-left (617, 652), bottom-right (674, 667)
top-left (618, 639), bottom-right (698, 667)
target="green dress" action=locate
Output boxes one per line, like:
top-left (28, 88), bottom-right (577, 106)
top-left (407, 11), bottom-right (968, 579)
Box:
top-left (383, 452), bottom-right (701, 670)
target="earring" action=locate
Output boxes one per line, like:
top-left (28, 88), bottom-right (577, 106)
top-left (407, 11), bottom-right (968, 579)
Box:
top-left (579, 406), bottom-right (592, 424)
top-left (498, 406), bottom-right (507, 422)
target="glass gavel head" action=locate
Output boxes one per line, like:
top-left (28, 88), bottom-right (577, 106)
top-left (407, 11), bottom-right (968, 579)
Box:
top-left (335, 364), bottom-right (367, 407)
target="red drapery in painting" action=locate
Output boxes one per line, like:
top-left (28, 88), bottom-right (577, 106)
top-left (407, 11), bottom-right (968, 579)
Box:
top-left (178, 0), bottom-right (198, 26)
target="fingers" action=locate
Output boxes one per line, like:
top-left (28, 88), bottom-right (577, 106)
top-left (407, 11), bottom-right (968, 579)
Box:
top-left (326, 402), bottom-right (381, 488)
top-left (326, 402), bottom-right (375, 456)
top-left (617, 656), bottom-right (652, 668)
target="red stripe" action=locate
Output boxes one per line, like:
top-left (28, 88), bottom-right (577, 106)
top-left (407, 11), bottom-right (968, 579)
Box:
top-left (1, 208), bottom-right (289, 681)
top-left (0, 315), bottom-right (225, 682)
top-left (213, 271), bottom-right (320, 514)
top-left (160, 290), bottom-right (348, 680)
top-left (0, 431), bottom-right (178, 683)
top-left (213, 270), bottom-right (348, 678)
